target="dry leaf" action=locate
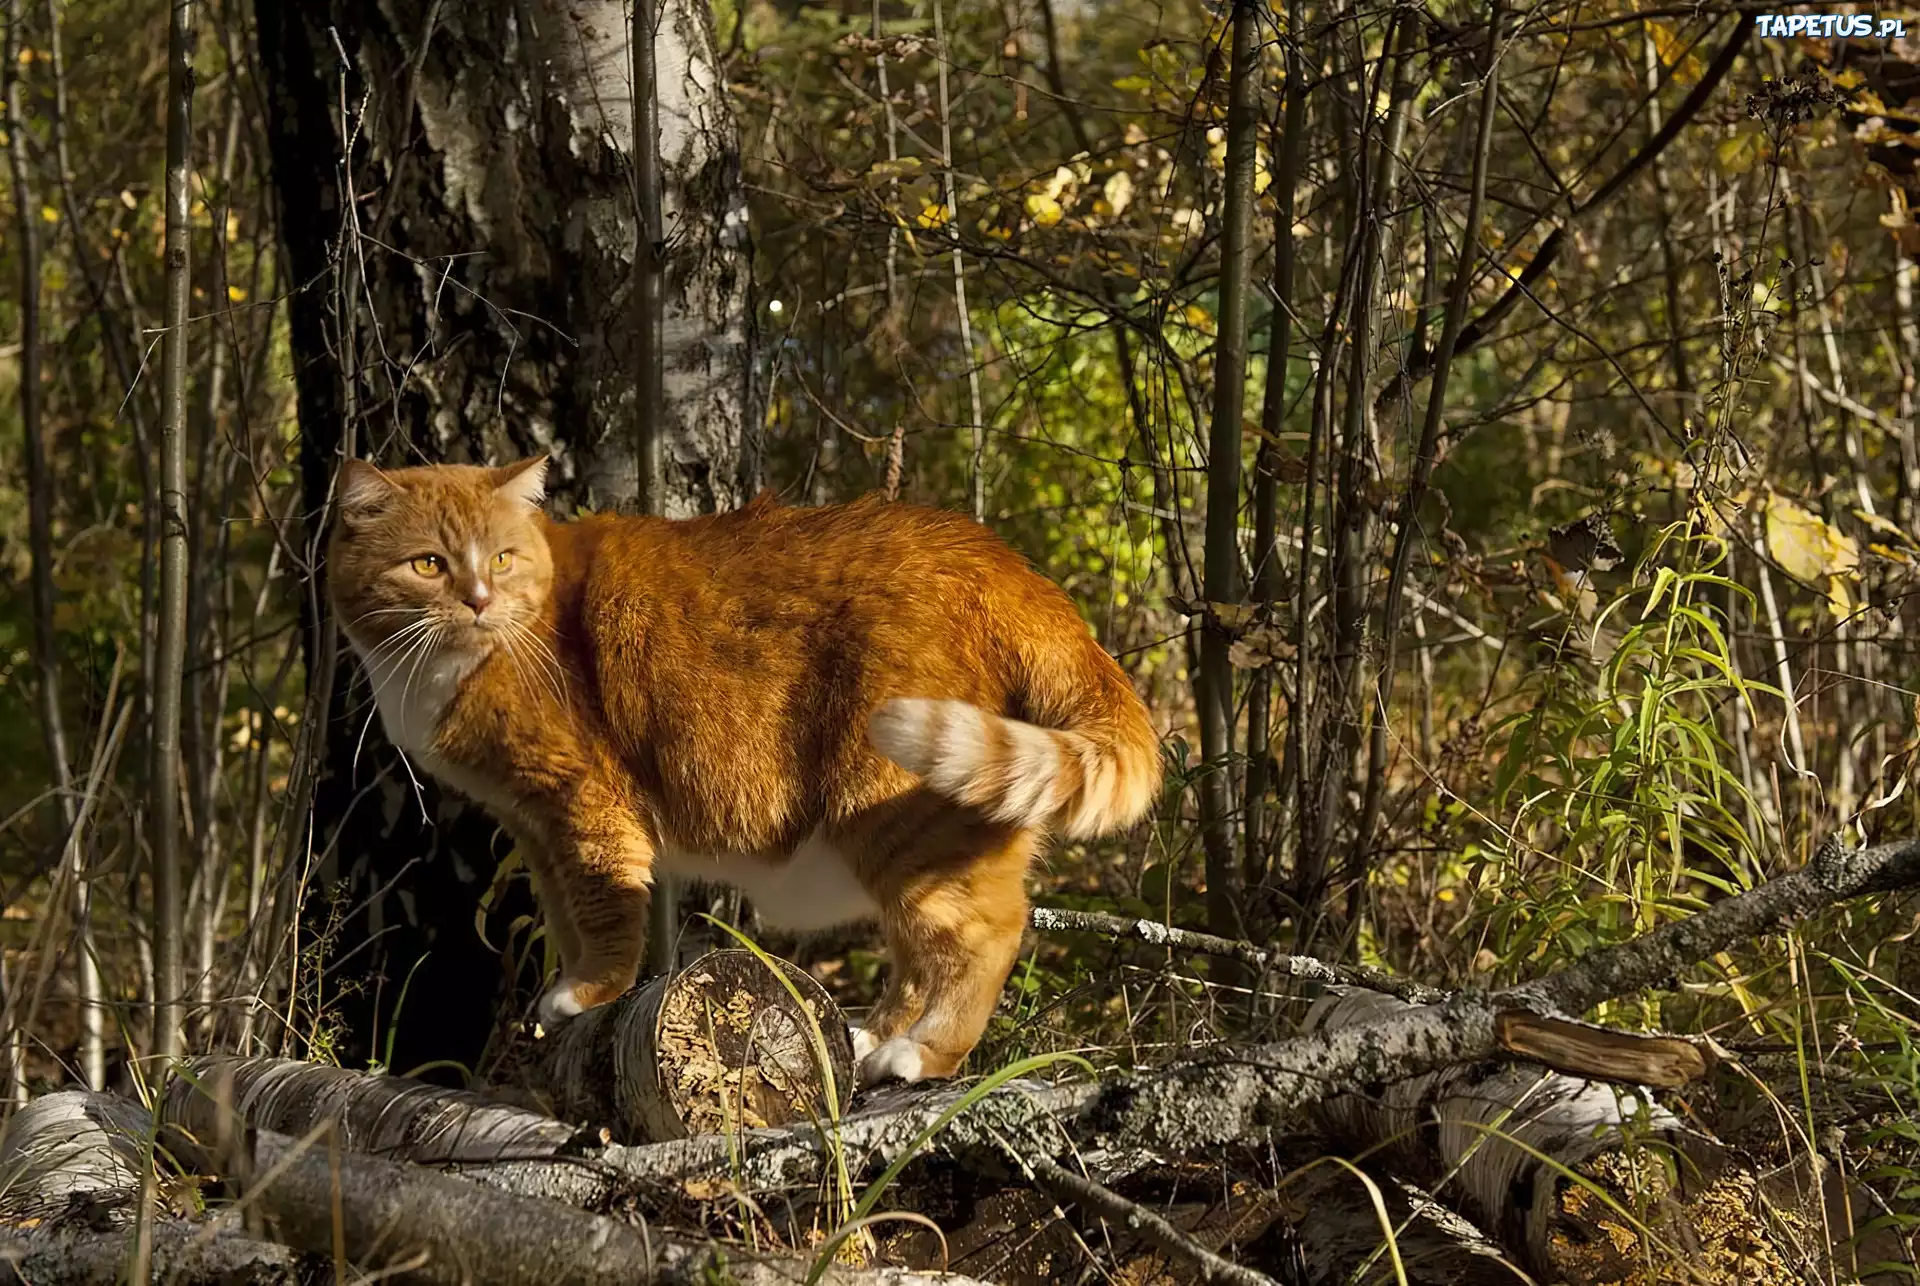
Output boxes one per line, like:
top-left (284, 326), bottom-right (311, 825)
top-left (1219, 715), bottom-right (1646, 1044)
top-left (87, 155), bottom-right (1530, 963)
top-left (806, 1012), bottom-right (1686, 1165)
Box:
top-left (1764, 492), bottom-right (1858, 583)
top-left (1229, 626), bottom-right (1296, 669)
top-left (1024, 193), bottom-right (1064, 227)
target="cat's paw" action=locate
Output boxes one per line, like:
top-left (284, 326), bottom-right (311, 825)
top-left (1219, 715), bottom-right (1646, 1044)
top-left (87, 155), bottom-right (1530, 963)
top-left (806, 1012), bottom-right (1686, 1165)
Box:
top-left (535, 980), bottom-right (585, 1028)
top-left (856, 1036), bottom-right (926, 1087)
top-left (848, 1025), bottom-right (878, 1062)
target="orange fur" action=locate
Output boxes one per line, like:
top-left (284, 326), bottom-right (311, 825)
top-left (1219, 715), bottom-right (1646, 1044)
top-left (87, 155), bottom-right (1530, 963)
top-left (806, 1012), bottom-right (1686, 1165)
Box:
top-left (326, 456), bottom-right (1161, 1084)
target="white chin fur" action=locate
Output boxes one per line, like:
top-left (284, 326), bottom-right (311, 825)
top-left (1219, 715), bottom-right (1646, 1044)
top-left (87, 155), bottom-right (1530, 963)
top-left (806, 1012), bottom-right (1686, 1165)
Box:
top-left (857, 1036), bottom-right (925, 1087)
top-left (536, 981), bottom-right (584, 1028)
top-left (849, 1025), bottom-right (878, 1062)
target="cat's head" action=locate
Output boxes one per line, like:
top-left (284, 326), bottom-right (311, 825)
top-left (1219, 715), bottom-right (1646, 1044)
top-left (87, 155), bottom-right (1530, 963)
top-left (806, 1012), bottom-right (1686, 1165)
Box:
top-left (326, 456), bottom-right (555, 665)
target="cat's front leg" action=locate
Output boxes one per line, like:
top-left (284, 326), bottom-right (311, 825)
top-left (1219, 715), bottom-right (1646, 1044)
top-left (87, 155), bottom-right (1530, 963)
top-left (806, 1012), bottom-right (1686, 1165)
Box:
top-left (516, 837), bottom-right (584, 1004)
top-left (532, 793), bottom-right (657, 1028)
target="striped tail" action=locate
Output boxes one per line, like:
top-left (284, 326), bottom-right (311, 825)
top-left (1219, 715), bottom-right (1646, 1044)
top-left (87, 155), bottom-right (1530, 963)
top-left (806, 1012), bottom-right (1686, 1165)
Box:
top-left (866, 695), bottom-right (1161, 839)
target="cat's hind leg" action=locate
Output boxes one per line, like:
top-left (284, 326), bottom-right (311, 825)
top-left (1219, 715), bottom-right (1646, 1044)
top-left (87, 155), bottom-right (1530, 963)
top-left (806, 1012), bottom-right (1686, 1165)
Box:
top-left (842, 796), bottom-right (1036, 1085)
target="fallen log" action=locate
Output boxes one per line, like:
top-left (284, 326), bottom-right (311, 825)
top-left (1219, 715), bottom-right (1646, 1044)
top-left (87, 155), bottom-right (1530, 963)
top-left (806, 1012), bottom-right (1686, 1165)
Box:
top-left (530, 948), bottom-right (855, 1143)
top-left (1264, 1151), bottom-right (1530, 1286)
top-left (0, 1218), bottom-right (320, 1286)
top-left (172, 1063), bottom-right (1429, 1286)
top-left (1304, 988), bottom-right (1786, 1284)
top-left (224, 1121), bottom-right (986, 1285)
top-left (0, 1090), bottom-right (320, 1286)
top-left (0, 1091), bottom-right (150, 1215)
top-left (163, 1054), bottom-right (652, 1212)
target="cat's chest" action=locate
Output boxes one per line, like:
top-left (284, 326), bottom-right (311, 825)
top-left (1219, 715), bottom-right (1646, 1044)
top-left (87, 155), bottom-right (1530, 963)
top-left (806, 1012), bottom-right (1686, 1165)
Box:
top-left (359, 642), bottom-right (479, 765)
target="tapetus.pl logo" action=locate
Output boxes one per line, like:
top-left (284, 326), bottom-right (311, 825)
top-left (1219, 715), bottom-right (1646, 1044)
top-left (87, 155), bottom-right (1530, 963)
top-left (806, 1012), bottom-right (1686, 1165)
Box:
top-left (1754, 12), bottom-right (1908, 38)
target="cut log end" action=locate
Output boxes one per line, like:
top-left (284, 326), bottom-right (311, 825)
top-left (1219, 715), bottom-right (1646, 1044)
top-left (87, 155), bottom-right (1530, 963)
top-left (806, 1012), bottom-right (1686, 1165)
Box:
top-left (532, 948), bottom-right (856, 1143)
top-left (1550, 1148), bottom-right (1803, 1286)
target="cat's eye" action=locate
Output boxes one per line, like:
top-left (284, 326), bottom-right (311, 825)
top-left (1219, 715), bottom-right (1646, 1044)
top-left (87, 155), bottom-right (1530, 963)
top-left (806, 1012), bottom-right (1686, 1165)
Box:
top-left (492, 550), bottom-right (515, 572)
top-left (409, 554), bottom-right (445, 577)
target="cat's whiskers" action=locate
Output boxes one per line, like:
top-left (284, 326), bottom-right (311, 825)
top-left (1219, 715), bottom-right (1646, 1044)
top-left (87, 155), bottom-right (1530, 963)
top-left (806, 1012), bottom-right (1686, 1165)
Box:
top-left (501, 616), bottom-right (568, 711)
top-left (380, 623), bottom-right (450, 827)
top-left (521, 620), bottom-right (573, 704)
top-left (517, 620), bottom-right (570, 691)
top-left (493, 623), bottom-right (540, 715)
top-left (348, 605), bottom-right (425, 633)
top-left (360, 615), bottom-right (438, 669)
top-left (352, 618), bottom-right (442, 782)
top-left (394, 622), bottom-right (448, 730)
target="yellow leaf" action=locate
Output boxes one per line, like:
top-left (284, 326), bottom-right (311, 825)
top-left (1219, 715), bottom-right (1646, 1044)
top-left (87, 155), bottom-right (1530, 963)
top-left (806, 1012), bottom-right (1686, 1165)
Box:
top-left (1103, 170), bottom-right (1134, 219)
top-left (1854, 507), bottom-right (1912, 544)
top-left (1042, 165), bottom-right (1076, 202)
top-left (1870, 542), bottom-right (1913, 565)
top-left (1024, 193), bottom-right (1063, 227)
top-left (865, 157), bottom-right (923, 183)
top-left (1644, 19), bottom-right (1704, 83)
top-left (38, 205), bottom-right (57, 223)
top-left (1764, 491), bottom-right (1860, 586)
top-left (1828, 575), bottom-right (1855, 620)
top-left (226, 284), bottom-right (247, 302)
top-left (118, 188), bottom-right (137, 210)
top-left (915, 201), bottom-right (949, 229)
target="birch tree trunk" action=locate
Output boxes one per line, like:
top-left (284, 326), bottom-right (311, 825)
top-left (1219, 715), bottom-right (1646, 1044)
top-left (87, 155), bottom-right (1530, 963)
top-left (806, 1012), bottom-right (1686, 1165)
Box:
top-left (255, 0), bottom-right (758, 1078)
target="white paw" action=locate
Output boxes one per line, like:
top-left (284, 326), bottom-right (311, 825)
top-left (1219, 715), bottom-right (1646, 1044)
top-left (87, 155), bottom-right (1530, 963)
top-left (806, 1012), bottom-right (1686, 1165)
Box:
top-left (536, 980), bottom-right (584, 1028)
top-left (857, 1036), bottom-right (925, 1087)
top-left (849, 1025), bottom-right (878, 1062)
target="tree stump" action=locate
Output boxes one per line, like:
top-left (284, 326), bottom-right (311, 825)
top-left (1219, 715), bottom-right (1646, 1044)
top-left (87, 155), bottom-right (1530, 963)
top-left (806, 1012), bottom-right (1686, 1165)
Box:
top-left (532, 949), bottom-right (855, 1143)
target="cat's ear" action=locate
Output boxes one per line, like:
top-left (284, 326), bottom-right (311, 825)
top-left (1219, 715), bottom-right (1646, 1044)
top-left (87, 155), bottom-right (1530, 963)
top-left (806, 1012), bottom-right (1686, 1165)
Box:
top-left (337, 459), bottom-right (395, 525)
top-left (493, 455), bottom-right (549, 509)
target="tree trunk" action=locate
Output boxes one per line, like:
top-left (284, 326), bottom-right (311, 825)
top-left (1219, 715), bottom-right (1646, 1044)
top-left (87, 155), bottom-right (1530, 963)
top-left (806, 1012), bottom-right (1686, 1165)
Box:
top-left (148, 0), bottom-right (196, 1068)
top-left (253, 0), bottom-right (758, 1078)
top-left (1194, 0), bottom-right (1260, 944)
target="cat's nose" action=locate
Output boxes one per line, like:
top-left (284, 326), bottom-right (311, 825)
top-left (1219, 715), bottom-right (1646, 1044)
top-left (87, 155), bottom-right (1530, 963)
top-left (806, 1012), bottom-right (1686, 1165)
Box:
top-left (463, 583), bottom-right (491, 619)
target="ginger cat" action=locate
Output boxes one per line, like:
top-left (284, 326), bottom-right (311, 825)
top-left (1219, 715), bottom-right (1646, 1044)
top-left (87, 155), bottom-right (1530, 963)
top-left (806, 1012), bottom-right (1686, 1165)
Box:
top-left (326, 456), bottom-right (1161, 1085)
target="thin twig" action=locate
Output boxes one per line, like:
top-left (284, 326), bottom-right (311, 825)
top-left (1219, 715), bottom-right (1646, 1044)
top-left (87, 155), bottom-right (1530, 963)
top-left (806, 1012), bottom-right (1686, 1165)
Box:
top-left (1028, 906), bottom-right (1448, 1003)
top-left (932, 0), bottom-right (987, 522)
top-left (1013, 1148), bottom-right (1283, 1286)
